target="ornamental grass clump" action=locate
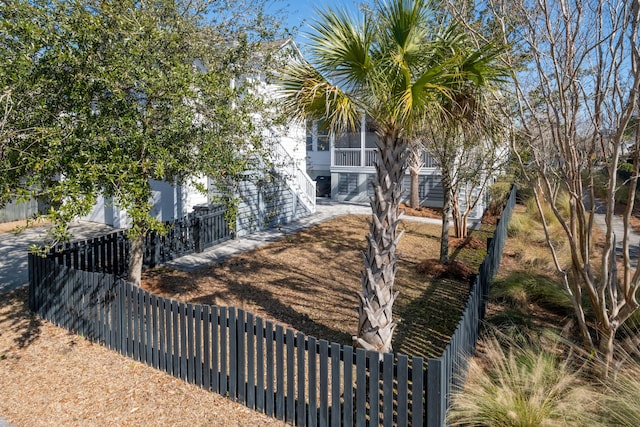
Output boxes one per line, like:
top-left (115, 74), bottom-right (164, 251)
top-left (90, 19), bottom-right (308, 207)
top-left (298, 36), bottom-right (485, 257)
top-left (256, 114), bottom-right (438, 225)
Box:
top-left (447, 333), bottom-right (600, 426)
top-left (597, 351), bottom-right (640, 426)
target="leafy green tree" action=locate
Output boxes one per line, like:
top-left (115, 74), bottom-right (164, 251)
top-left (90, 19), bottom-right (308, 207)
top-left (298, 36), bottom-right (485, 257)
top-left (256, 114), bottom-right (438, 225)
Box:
top-left (280, 0), bottom-right (485, 352)
top-left (0, 0), bottom-right (282, 285)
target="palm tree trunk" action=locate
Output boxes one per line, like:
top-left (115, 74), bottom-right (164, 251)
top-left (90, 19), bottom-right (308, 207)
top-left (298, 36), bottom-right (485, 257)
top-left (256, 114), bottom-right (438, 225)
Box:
top-left (354, 130), bottom-right (407, 353)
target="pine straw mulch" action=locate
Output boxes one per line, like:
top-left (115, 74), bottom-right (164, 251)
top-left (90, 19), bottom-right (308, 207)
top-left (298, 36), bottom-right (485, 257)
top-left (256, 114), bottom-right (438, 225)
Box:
top-left (141, 215), bottom-right (493, 359)
top-left (0, 286), bottom-right (287, 427)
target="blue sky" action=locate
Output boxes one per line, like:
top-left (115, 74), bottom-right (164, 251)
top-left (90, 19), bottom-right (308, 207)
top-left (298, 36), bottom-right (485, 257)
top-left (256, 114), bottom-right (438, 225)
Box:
top-left (273, 0), bottom-right (365, 47)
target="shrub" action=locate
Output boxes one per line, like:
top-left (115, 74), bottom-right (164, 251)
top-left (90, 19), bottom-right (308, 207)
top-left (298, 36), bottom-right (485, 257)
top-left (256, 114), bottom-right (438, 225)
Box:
top-left (487, 179), bottom-right (514, 216)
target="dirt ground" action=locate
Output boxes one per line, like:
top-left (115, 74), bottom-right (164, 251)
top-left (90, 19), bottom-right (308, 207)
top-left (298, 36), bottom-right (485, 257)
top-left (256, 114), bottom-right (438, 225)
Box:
top-left (0, 214), bottom-right (488, 426)
top-left (0, 218), bottom-right (49, 234)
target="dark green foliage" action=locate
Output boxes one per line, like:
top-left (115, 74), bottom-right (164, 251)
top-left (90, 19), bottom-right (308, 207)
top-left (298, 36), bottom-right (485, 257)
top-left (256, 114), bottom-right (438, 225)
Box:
top-left (0, 0), bottom-right (284, 279)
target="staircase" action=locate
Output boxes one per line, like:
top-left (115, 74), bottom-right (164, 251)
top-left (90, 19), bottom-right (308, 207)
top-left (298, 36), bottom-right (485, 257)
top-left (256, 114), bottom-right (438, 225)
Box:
top-left (269, 141), bottom-right (316, 214)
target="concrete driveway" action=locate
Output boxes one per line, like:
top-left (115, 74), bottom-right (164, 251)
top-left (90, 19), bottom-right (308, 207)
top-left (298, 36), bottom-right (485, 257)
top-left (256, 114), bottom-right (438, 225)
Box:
top-left (0, 221), bottom-right (116, 293)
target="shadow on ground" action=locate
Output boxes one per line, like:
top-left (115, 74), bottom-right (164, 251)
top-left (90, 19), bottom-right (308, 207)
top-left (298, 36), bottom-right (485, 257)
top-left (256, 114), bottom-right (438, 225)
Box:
top-left (0, 288), bottom-right (42, 357)
top-left (142, 215), bottom-right (488, 358)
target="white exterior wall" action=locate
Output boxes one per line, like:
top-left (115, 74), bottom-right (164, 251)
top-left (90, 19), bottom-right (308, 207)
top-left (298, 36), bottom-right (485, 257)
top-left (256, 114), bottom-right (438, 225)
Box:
top-left (83, 177), bottom-right (209, 228)
top-left (275, 120), bottom-right (307, 164)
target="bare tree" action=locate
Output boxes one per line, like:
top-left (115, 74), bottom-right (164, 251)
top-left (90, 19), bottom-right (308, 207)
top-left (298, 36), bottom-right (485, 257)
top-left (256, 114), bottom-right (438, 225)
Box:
top-left (481, 0), bottom-right (640, 370)
top-left (407, 142), bottom-right (425, 209)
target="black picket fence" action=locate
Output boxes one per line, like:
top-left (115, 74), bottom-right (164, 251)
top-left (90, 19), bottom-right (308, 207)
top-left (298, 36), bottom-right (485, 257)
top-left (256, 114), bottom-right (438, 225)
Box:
top-left (28, 186), bottom-right (517, 426)
top-left (426, 185), bottom-right (517, 425)
top-left (144, 204), bottom-right (231, 267)
top-left (45, 204), bottom-right (232, 276)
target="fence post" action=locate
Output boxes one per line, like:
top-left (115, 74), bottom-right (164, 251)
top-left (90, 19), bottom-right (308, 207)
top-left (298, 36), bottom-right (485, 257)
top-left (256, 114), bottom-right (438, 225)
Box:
top-left (146, 232), bottom-right (161, 268)
top-left (194, 216), bottom-right (203, 253)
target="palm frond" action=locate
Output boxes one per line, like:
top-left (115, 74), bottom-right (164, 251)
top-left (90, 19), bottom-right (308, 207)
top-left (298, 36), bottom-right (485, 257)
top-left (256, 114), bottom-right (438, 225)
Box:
top-left (306, 7), bottom-right (373, 92)
top-left (278, 60), bottom-right (360, 135)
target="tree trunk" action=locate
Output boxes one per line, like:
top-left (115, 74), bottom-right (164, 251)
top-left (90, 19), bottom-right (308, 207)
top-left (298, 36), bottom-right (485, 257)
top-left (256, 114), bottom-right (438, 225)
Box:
top-left (598, 325), bottom-right (616, 377)
top-left (128, 233), bottom-right (144, 286)
top-left (409, 167), bottom-right (420, 209)
top-left (451, 192), bottom-right (467, 239)
top-left (440, 172), bottom-right (453, 264)
top-left (407, 143), bottom-right (424, 209)
top-left (354, 130), bottom-right (407, 353)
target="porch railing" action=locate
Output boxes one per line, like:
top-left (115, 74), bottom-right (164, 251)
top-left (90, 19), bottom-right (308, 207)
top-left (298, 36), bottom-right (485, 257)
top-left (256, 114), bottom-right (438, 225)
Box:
top-left (334, 148), bottom-right (437, 169)
top-left (270, 142), bottom-right (316, 212)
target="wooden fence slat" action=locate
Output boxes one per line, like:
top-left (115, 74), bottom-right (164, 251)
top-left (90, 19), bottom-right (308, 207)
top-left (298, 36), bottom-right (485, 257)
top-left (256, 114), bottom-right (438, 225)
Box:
top-left (397, 354), bottom-right (409, 427)
top-left (161, 297), bottom-right (169, 374)
top-left (203, 305), bottom-right (211, 391)
top-left (383, 352), bottom-right (394, 427)
top-left (427, 358), bottom-right (444, 427)
top-left (81, 270), bottom-right (89, 339)
top-left (145, 291), bottom-right (152, 366)
top-left (151, 294), bottom-right (159, 369)
top-left (131, 286), bottom-right (144, 361)
top-left (126, 283), bottom-right (134, 358)
top-left (137, 287), bottom-right (144, 361)
top-left (369, 351), bottom-right (380, 427)
top-left (229, 307), bottom-right (237, 399)
top-left (275, 325), bottom-right (285, 420)
top-left (319, 340), bottom-right (329, 427)
top-left (266, 320), bottom-right (275, 417)
top-left (220, 307), bottom-right (228, 396)
top-left (187, 303), bottom-right (195, 384)
top-left (195, 305), bottom-right (203, 387)
top-left (412, 357), bottom-right (425, 427)
top-left (296, 332), bottom-right (306, 427)
top-left (180, 303), bottom-right (188, 381)
top-left (60, 264), bottom-right (69, 330)
top-left (97, 278), bottom-right (105, 346)
top-left (117, 281), bottom-right (125, 356)
top-left (256, 317), bottom-right (265, 413)
top-left (172, 300), bottom-right (180, 377)
top-left (286, 329), bottom-right (295, 423)
top-left (84, 272), bottom-right (90, 341)
top-left (331, 343), bottom-right (341, 427)
top-left (308, 336), bottom-right (317, 427)
top-left (212, 306), bottom-right (220, 393)
top-left (247, 312), bottom-right (255, 409)
top-left (343, 345), bottom-right (353, 427)
top-left (237, 309), bottom-right (246, 404)
top-left (355, 348), bottom-right (366, 427)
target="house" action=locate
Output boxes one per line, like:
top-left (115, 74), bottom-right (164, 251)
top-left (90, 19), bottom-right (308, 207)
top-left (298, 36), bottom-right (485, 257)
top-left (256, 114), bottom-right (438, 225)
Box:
top-left (305, 115), bottom-right (488, 220)
top-left (84, 39), bottom-right (316, 236)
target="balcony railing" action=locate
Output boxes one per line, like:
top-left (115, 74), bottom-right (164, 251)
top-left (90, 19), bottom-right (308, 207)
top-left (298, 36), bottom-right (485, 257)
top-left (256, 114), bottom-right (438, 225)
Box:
top-left (334, 148), bottom-right (362, 166)
top-left (333, 147), bottom-right (437, 169)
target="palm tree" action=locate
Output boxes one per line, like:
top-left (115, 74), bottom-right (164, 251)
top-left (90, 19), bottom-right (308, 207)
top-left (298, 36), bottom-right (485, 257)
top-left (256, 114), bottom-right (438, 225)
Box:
top-left (419, 27), bottom-right (508, 264)
top-left (280, 0), bottom-right (469, 353)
